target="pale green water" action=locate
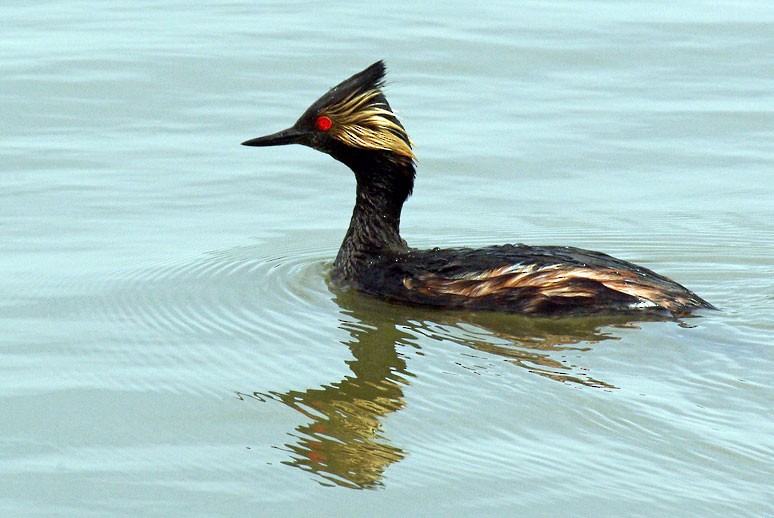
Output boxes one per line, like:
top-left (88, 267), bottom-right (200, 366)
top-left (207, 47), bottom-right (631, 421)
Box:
top-left (1, 1), bottom-right (772, 516)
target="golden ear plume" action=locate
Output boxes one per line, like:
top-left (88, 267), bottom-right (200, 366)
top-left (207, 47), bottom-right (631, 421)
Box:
top-left (320, 89), bottom-right (415, 161)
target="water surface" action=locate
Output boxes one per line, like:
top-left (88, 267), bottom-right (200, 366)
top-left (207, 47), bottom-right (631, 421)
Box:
top-left (1, 1), bottom-right (772, 516)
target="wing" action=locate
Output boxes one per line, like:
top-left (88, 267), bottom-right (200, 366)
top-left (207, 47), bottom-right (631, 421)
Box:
top-left (357, 245), bottom-right (713, 316)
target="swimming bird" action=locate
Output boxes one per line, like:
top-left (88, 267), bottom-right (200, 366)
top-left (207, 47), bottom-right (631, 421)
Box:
top-left (242, 61), bottom-right (714, 316)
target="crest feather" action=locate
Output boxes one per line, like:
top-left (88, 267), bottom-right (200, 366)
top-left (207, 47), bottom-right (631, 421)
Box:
top-left (318, 63), bottom-right (415, 161)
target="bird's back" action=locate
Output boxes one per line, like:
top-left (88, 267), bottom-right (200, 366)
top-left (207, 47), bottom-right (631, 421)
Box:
top-left (347, 244), bottom-right (714, 316)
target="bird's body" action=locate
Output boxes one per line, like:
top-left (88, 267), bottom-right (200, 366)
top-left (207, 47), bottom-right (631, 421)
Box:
top-left (333, 244), bottom-right (711, 316)
top-left (243, 61), bottom-right (714, 317)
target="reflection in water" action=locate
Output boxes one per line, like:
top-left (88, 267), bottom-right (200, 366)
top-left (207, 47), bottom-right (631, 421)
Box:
top-left (241, 287), bottom-right (676, 489)
top-left (240, 311), bottom-right (415, 489)
top-left (409, 311), bottom-right (634, 389)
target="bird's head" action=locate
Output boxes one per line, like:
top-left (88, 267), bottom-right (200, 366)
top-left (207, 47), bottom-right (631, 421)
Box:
top-left (242, 61), bottom-right (415, 169)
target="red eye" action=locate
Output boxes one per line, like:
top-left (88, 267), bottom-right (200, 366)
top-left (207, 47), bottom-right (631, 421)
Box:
top-left (315, 115), bottom-right (332, 131)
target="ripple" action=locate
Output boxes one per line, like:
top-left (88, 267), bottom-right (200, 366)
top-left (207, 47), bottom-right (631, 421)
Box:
top-left (97, 242), bottom-right (333, 340)
top-left (5, 235), bottom-right (353, 396)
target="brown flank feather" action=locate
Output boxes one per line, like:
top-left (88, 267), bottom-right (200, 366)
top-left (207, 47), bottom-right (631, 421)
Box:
top-left (404, 263), bottom-right (698, 313)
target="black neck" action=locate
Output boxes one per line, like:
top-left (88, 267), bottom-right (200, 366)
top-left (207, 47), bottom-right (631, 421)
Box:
top-left (331, 150), bottom-right (415, 279)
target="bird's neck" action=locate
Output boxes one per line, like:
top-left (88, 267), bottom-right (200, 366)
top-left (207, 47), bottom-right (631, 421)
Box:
top-left (332, 153), bottom-right (415, 279)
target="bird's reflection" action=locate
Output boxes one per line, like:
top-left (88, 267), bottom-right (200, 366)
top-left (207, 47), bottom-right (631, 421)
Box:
top-left (242, 287), bottom-right (676, 489)
top-left (244, 314), bottom-right (414, 489)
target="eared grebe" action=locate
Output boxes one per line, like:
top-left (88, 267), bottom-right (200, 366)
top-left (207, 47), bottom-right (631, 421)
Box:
top-left (242, 61), bottom-right (714, 316)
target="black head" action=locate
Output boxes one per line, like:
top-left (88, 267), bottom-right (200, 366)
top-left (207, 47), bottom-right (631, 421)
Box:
top-left (242, 61), bottom-right (415, 168)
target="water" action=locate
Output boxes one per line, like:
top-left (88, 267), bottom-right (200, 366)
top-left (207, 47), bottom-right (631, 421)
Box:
top-left (2, 1), bottom-right (772, 516)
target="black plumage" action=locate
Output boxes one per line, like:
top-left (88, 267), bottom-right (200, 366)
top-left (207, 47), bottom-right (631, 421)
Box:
top-left (243, 61), bottom-right (714, 317)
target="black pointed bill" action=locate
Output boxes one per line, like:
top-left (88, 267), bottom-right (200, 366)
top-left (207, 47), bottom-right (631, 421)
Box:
top-left (241, 126), bottom-right (306, 147)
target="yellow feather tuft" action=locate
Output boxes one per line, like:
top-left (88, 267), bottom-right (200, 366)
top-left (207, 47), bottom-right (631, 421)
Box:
top-left (320, 89), bottom-right (415, 160)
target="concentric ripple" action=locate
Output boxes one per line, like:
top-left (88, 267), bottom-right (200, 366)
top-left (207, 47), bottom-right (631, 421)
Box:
top-left (97, 242), bottom-right (334, 340)
top-left (24, 236), bottom-right (354, 396)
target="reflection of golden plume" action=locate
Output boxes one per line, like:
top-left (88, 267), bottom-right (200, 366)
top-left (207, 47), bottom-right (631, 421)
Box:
top-left (239, 318), bottom-right (412, 490)
top-left (320, 89), bottom-right (415, 161)
top-left (270, 379), bottom-right (406, 489)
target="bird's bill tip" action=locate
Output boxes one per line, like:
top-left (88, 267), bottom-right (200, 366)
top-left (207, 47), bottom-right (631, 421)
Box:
top-left (241, 127), bottom-right (304, 147)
